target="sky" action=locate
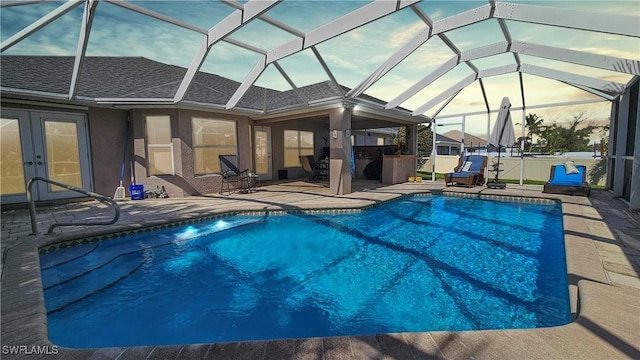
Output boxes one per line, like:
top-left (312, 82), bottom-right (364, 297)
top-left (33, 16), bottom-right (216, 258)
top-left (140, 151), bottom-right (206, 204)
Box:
top-left (1, 0), bottom-right (639, 141)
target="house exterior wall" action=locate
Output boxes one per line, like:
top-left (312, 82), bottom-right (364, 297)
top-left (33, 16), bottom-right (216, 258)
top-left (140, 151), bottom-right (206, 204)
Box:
top-left (130, 108), bottom-right (253, 197)
top-left (0, 101), bottom-right (130, 200)
top-left (1, 98), bottom-right (415, 202)
top-left (87, 107), bottom-right (130, 197)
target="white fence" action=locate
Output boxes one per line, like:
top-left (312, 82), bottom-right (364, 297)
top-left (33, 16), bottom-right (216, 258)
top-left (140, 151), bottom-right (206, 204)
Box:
top-left (420, 155), bottom-right (607, 185)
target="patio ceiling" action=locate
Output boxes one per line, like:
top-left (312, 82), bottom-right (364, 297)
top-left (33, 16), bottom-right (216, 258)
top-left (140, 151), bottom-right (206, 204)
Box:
top-left (1, 0), bottom-right (639, 128)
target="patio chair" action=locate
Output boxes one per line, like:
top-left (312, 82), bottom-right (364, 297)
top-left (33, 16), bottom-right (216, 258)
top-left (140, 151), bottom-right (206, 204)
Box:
top-left (219, 154), bottom-right (249, 195)
top-left (299, 155), bottom-right (320, 182)
top-left (445, 155), bottom-right (488, 187)
top-left (543, 162), bottom-right (591, 196)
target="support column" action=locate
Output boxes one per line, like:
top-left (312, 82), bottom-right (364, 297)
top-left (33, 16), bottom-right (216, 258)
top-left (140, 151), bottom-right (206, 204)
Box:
top-left (329, 107), bottom-right (352, 195)
top-left (613, 93), bottom-right (629, 197)
top-left (630, 83), bottom-right (640, 211)
top-left (406, 123), bottom-right (418, 156)
top-left (431, 120), bottom-right (437, 182)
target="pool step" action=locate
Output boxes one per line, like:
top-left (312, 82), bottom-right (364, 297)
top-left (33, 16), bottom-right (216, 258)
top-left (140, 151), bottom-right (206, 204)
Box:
top-left (43, 251), bottom-right (146, 314)
top-left (40, 243), bottom-right (99, 270)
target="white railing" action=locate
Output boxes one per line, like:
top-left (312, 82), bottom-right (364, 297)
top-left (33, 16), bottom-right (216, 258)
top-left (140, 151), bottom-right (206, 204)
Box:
top-left (421, 155), bottom-right (607, 185)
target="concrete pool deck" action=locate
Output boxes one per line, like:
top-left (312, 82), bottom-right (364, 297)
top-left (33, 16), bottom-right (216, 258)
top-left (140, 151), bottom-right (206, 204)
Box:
top-left (1, 180), bottom-right (639, 359)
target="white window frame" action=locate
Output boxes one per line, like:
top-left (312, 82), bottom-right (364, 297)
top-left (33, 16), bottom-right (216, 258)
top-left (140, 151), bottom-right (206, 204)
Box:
top-left (145, 115), bottom-right (175, 176)
top-left (284, 130), bottom-right (314, 167)
top-left (192, 117), bottom-right (237, 175)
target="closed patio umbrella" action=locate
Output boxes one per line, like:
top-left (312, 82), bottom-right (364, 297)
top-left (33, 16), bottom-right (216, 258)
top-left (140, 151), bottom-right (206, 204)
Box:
top-left (488, 97), bottom-right (516, 188)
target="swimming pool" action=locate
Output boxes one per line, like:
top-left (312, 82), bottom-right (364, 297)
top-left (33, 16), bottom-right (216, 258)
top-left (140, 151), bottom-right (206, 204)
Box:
top-left (40, 194), bottom-right (570, 348)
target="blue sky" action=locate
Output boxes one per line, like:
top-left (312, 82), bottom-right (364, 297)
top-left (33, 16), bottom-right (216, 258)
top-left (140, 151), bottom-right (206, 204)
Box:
top-left (2, 1), bottom-right (639, 139)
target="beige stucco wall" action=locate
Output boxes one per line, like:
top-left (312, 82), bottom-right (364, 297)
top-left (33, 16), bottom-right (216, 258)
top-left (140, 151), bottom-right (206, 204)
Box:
top-left (87, 107), bottom-right (130, 197)
top-left (130, 108), bottom-right (253, 197)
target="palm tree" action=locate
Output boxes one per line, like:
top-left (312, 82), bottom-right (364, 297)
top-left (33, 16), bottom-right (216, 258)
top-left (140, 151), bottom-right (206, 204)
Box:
top-left (517, 113), bottom-right (544, 153)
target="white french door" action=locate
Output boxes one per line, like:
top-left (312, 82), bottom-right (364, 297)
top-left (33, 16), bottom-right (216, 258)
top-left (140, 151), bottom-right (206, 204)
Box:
top-left (1, 109), bottom-right (92, 204)
top-left (254, 126), bottom-right (272, 180)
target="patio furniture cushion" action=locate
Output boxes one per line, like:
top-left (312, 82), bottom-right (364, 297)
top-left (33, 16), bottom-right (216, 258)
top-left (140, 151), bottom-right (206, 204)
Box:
top-left (445, 155), bottom-right (488, 187)
top-left (563, 160), bottom-right (579, 175)
top-left (543, 164), bottom-right (590, 196)
top-left (548, 164), bottom-right (584, 186)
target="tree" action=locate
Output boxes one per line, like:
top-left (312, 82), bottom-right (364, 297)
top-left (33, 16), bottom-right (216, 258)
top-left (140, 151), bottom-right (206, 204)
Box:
top-left (516, 113), bottom-right (545, 153)
top-left (538, 112), bottom-right (599, 154)
top-left (392, 124), bottom-right (433, 168)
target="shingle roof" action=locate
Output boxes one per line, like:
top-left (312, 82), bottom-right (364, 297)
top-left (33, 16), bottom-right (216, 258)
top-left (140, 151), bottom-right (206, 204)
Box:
top-left (442, 130), bottom-right (488, 146)
top-left (435, 133), bottom-right (459, 144)
top-left (0, 56), bottom-right (345, 111)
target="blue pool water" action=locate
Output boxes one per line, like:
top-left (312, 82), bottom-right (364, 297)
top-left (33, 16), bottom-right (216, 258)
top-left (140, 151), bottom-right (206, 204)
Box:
top-left (40, 195), bottom-right (570, 348)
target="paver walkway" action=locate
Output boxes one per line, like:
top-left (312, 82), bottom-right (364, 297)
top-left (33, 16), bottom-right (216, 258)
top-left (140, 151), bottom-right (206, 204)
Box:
top-left (1, 180), bottom-right (639, 359)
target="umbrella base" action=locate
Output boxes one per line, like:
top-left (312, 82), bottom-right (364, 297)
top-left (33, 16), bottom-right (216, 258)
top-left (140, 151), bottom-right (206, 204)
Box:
top-left (487, 181), bottom-right (506, 189)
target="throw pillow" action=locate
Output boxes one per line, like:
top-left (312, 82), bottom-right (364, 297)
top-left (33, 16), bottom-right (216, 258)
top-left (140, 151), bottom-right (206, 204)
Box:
top-left (564, 161), bottom-right (579, 175)
top-left (461, 161), bottom-right (473, 172)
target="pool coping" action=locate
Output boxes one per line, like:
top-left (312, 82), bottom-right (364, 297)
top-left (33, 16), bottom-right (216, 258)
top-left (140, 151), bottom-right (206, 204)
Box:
top-left (2, 186), bottom-right (639, 359)
top-left (37, 191), bottom-right (557, 254)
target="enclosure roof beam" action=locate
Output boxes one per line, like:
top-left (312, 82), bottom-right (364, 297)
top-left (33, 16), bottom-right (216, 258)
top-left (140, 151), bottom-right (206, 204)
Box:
top-left (347, 3), bottom-right (493, 99)
top-left (226, 0), bottom-right (418, 109)
top-left (386, 42), bottom-right (508, 109)
top-left (478, 78), bottom-right (491, 114)
top-left (174, 0), bottom-right (279, 103)
top-left (273, 61), bottom-right (308, 106)
top-left (418, 63), bottom-right (621, 116)
top-left (493, 1), bottom-right (639, 37)
top-left (568, 84), bottom-right (617, 101)
top-left (222, 0), bottom-right (305, 37)
top-left (520, 64), bottom-right (626, 93)
top-left (225, 54), bottom-right (267, 109)
top-left (311, 46), bottom-right (342, 94)
top-left (511, 41), bottom-right (640, 75)
top-left (69, 0), bottom-right (98, 100)
top-left (430, 89), bottom-right (462, 119)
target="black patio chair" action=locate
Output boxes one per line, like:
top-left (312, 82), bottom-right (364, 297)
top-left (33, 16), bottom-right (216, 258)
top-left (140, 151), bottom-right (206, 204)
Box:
top-left (219, 154), bottom-right (249, 195)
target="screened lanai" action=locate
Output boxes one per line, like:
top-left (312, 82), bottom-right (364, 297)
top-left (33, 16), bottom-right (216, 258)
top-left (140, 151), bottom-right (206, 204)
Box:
top-left (2, 0), bottom-right (638, 116)
top-left (1, 0), bottom-right (639, 206)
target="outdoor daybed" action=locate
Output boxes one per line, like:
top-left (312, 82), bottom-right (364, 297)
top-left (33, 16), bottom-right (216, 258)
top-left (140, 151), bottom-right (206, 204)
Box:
top-left (543, 162), bottom-right (591, 196)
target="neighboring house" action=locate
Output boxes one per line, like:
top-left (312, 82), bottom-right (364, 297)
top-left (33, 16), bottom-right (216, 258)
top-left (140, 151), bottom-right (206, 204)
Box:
top-left (0, 56), bottom-right (423, 205)
top-left (441, 130), bottom-right (489, 154)
top-left (435, 134), bottom-right (461, 155)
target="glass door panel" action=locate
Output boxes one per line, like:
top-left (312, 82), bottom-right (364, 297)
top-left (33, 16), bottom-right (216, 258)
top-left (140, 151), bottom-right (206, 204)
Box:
top-left (44, 121), bottom-right (83, 191)
top-left (0, 118), bottom-right (26, 195)
top-left (32, 112), bottom-right (92, 200)
top-left (254, 126), bottom-right (272, 180)
top-left (0, 109), bottom-right (92, 204)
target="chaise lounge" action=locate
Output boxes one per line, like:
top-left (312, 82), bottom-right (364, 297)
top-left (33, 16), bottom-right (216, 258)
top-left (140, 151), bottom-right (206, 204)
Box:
top-left (445, 155), bottom-right (488, 187)
top-left (543, 162), bottom-right (591, 196)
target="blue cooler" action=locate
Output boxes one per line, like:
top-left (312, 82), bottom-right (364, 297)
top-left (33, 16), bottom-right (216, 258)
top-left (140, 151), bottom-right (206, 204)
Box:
top-left (129, 184), bottom-right (144, 200)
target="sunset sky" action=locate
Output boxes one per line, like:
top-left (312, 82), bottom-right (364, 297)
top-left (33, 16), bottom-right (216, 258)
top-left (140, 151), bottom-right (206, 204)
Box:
top-left (2, 1), bottom-right (639, 140)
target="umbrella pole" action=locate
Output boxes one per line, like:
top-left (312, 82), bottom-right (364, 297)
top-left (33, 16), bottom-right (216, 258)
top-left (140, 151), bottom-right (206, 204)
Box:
top-left (495, 146), bottom-right (501, 183)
